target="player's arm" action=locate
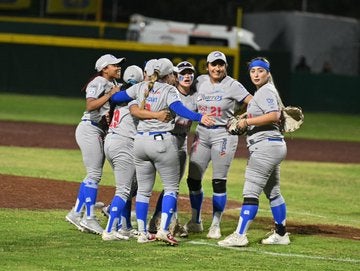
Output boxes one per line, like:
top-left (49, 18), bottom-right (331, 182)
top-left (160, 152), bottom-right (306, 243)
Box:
top-left (86, 86), bottom-right (120, 111)
top-left (110, 90), bottom-right (133, 104)
top-left (169, 101), bottom-right (214, 126)
top-left (243, 94), bottom-right (253, 105)
top-left (129, 104), bottom-right (171, 122)
top-left (238, 111), bottom-right (280, 129)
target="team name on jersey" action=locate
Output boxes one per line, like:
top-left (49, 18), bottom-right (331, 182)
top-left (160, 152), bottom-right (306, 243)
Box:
top-left (147, 96), bottom-right (158, 102)
top-left (198, 94), bottom-right (223, 102)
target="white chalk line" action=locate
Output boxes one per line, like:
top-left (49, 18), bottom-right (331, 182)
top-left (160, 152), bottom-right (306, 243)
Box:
top-left (187, 240), bottom-right (360, 264)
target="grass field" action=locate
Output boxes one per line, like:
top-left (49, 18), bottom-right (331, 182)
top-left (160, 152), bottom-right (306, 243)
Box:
top-left (0, 93), bottom-right (359, 270)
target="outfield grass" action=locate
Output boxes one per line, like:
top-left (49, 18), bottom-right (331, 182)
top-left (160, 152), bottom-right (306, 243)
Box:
top-left (0, 92), bottom-right (360, 142)
top-left (0, 92), bottom-right (359, 270)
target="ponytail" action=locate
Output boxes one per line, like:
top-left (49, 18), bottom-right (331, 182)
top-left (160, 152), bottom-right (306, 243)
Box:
top-left (141, 70), bottom-right (159, 109)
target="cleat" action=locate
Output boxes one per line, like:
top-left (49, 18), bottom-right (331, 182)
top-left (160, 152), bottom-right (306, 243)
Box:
top-left (118, 228), bottom-right (139, 238)
top-left (80, 216), bottom-right (104, 235)
top-left (148, 214), bottom-right (161, 234)
top-left (261, 231), bottom-right (290, 245)
top-left (207, 225), bottom-right (221, 239)
top-left (170, 219), bottom-right (188, 238)
top-left (65, 208), bottom-right (88, 232)
top-left (137, 232), bottom-right (157, 244)
top-left (184, 220), bottom-right (203, 233)
top-left (102, 230), bottom-right (129, 241)
top-left (156, 229), bottom-right (179, 246)
top-left (218, 232), bottom-right (249, 247)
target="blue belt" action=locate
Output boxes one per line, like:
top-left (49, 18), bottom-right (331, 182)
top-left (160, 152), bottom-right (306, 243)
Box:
top-left (249, 137), bottom-right (283, 145)
top-left (137, 131), bottom-right (169, 135)
top-left (82, 119), bottom-right (99, 127)
top-left (268, 138), bottom-right (283, 142)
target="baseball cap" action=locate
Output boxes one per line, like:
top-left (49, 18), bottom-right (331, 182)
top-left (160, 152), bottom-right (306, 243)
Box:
top-left (207, 51), bottom-right (227, 64)
top-left (123, 65), bottom-right (144, 84)
top-left (144, 59), bottom-right (157, 76)
top-left (95, 54), bottom-right (125, 72)
top-left (154, 58), bottom-right (175, 77)
top-left (174, 61), bottom-right (195, 73)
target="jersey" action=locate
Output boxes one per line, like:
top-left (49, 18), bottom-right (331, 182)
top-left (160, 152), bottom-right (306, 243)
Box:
top-left (108, 99), bottom-right (138, 139)
top-left (195, 75), bottom-right (249, 125)
top-left (172, 89), bottom-right (198, 135)
top-left (125, 81), bottom-right (181, 133)
top-left (246, 82), bottom-right (283, 145)
top-left (81, 76), bottom-right (115, 123)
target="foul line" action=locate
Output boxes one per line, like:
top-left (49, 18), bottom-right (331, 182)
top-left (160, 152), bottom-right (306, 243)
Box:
top-left (188, 240), bottom-right (360, 264)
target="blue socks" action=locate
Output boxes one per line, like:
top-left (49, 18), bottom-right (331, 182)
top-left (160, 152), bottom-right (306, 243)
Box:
top-left (105, 195), bottom-right (126, 233)
top-left (236, 204), bottom-right (258, 235)
top-left (136, 195), bottom-right (150, 233)
top-left (160, 192), bottom-right (177, 230)
top-left (189, 189), bottom-right (203, 223)
top-left (74, 182), bottom-right (86, 213)
top-left (83, 179), bottom-right (98, 218)
top-left (270, 196), bottom-right (287, 235)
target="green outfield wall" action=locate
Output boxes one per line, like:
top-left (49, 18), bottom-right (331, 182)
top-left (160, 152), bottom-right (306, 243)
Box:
top-left (0, 33), bottom-right (358, 113)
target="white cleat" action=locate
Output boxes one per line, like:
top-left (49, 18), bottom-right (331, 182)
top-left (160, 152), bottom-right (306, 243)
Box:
top-left (102, 230), bottom-right (129, 241)
top-left (137, 232), bottom-right (157, 244)
top-left (207, 225), bottom-right (221, 239)
top-left (261, 231), bottom-right (290, 245)
top-left (218, 232), bottom-right (249, 247)
top-left (65, 208), bottom-right (88, 232)
top-left (80, 216), bottom-right (104, 235)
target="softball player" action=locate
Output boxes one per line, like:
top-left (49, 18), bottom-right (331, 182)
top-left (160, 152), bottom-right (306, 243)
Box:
top-left (218, 57), bottom-right (290, 247)
top-left (111, 58), bottom-right (214, 245)
top-left (65, 54), bottom-right (124, 235)
top-left (148, 61), bottom-right (198, 237)
top-left (185, 51), bottom-right (252, 239)
top-left (102, 65), bottom-right (170, 241)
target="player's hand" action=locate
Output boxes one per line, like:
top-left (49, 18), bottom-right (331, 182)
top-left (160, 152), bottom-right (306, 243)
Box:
top-left (200, 114), bottom-right (215, 127)
top-left (107, 86), bottom-right (121, 97)
top-left (157, 109), bottom-right (172, 122)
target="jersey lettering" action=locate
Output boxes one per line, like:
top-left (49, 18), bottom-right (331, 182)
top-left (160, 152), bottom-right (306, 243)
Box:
top-left (210, 106), bottom-right (222, 117)
top-left (109, 109), bottom-right (120, 128)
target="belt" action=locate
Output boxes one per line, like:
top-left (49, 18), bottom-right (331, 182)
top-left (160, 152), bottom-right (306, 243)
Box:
top-left (199, 124), bottom-right (226, 129)
top-left (137, 131), bottom-right (169, 136)
top-left (249, 137), bottom-right (283, 145)
top-left (82, 119), bottom-right (99, 127)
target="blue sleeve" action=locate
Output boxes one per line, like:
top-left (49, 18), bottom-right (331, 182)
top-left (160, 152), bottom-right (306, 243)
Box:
top-left (169, 101), bottom-right (202, 122)
top-left (110, 91), bottom-right (133, 104)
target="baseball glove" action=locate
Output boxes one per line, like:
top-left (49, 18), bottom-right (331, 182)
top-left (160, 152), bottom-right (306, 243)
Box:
top-left (280, 106), bottom-right (304, 133)
top-left (227, 113), bottom-right (248, 135)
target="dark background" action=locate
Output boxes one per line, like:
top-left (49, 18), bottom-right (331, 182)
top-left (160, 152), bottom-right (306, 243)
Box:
top-left (1, 0), bottom-right (359, 24)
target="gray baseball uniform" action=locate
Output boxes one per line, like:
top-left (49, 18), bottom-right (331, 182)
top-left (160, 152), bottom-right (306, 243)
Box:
top-left (104, 99), bottom-right (138, 201)
top-left (172, 89), bottom-right (198, 179)
top-left (126, 81), bottom-right (181, 195)
top-left (188, 74), bottom-right (250, 181)
top-left (244, 82), bottom-right (286, 199)
top-left (76, 76), bottom-right (115, 184)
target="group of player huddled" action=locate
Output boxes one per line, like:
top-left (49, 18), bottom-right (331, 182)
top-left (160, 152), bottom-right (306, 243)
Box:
top-left (65, 51), bottom-right (291, 247)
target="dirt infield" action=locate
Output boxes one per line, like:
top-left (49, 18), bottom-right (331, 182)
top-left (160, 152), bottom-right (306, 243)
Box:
top-left (1, 120), bottom-right (359, 240)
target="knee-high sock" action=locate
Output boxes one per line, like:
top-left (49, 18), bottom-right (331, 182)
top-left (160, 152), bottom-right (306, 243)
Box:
top-left (74, 182), bottom-right (86, 213)
top-left (189, 189), bottom-right (203, 223)
top-left (136, 194), bottom-right (150, 233)
top-left (105, 195), bottom-right (126, 233)
top-left (83, 179), bottom-right (98, 218)
top-left (270, 196), bottom-right (287, 235)
top-left (211, 192), bottom-right (227, 227)
top-left (236, 204), bottom-right (258, 235)
top-left (160, 191), bottom-right (177, 231)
